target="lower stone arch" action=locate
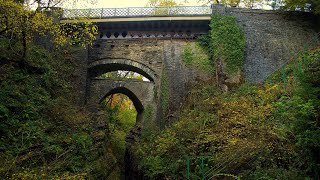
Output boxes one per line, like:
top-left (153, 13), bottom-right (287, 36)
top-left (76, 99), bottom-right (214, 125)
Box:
top-left (98, 86), bottom-right (144, 123)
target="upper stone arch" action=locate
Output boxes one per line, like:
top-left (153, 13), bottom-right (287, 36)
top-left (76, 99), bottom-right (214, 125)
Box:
top-left (88, 59), bottom-right (157, 82)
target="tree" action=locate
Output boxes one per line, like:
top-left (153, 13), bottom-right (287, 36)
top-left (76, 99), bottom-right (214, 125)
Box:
top-left (282, 0), bottom-right (320, 14)
top-left (199, 0), bottom-right (238, 7)
top-left (242, 0), bottom-right (263, 8)
top-left (267, 0), bottom-right (284, 10)
top-left (0, 0), bottom-right (97, 71)
top-left (200, 0), bottom-right (267, 8)
top-left (147, 0), bottom-right (187, 6)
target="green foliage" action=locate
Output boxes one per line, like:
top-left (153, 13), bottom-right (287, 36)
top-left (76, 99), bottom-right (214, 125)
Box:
top-left (159, 70), bottom-right (170, 129)
top-left (134, 47), bottom-right (320, 179)
top-left (220, 0), bottom-right (241, 7)
top-left (143, 104), bottom-right (154, 124)
top-left (283, 0), bottom-right (320, 14)
top-left (0, 39), bottom-right (100, 178)
top-left (183, 45), bottom-right (193, 65)
top-left (210, 14), bottom-right (246, 76)
top-left (241, 0), bottom-right (263, 8)
top-left (267, 0), bottom-right (320, 14)
top-left (147, 0), bottom-right (185, 6)
top-left (0, 0), bottom-right (97, 48)
top-left (99, 93), bottom-right (137, 178)
top-left (197, 34), bottom-right (212, 56)
top-left (73, 133), bottom-right (92, 149)
top-left (183, 42), bottom-right (215, 74)
top-left (98, 71), bottom-right (146, 81)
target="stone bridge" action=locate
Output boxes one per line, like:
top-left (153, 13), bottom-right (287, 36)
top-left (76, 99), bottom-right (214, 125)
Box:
top-left (64, 5), bottom-right (318, 125)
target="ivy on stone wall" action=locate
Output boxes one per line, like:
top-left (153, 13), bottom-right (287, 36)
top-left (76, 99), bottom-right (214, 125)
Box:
top-left (183, 45), bottom-right (194, 65)
top-left (211, 14), bottom-right (245, 76)
top-left (159, 70), bottom-right (169, 129)
top-left (143, 104), bottom-right (154, 124)
top-left (182, 43), bottom-right (214, 74)
top-left (199, 14), bottom-right (245, 77)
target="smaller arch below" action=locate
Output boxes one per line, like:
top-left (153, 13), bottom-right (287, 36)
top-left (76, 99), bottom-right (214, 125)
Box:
top-left (88, 59), bottom-right (157, 82)
top-left (99, 87), bottom-right (144, 114)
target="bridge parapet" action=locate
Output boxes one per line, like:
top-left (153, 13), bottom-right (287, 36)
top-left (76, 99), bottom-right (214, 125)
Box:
top-left (62, 6), bottom-right (212, 19)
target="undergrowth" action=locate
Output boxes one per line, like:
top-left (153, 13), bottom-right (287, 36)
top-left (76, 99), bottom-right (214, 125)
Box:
top-left (134, 47), bottom-right (320, 179)
top-left (0, 38), bottom-right (114, 179)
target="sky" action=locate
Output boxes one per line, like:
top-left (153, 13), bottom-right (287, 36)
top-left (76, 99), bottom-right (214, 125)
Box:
top-left (58, 0), bottom-right (272, 10)
top-left (61, 0), bottom-right (205, 9)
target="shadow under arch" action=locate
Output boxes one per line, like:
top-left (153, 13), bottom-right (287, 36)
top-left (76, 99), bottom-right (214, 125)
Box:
top-left (99, 86), bottom-right (144, 123)
top-left (88, 59), bottom-right (157, 82)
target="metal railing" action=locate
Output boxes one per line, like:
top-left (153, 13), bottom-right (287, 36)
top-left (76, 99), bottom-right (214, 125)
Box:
top-left (61, 6), bottom-right (212, 19)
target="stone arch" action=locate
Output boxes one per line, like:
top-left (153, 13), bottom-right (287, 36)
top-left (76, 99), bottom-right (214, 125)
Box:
top-left (99, 86), bottom-right (144, 114)
top-left (88, 59), bottom-right (157, 82)
top-left (90, 80), bottom-right (154, 123)
top-left (87, 79), bottom-right (154, 116)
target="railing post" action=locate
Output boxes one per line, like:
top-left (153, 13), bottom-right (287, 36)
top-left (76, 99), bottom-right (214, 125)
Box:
top-left (127, 7), bottom-right (129, 16)
top-left (100, 8), bottom-right (103, 18)
top-left (114, 8), bottom-right (117, 16)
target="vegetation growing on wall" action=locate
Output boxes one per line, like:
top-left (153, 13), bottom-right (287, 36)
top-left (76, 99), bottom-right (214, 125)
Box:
top-left (183, 42), bottom-right (215, 74)
top-left (143, 104), bottom-right (154, 124)
top-left (206, 14), bottom-right (245, 77)
top-left (159, 70), bottom-right (170, 129)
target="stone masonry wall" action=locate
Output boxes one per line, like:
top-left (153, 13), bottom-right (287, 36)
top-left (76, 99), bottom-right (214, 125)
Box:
top-left (87, 39), bottom-right (198, 123)
top-left (225, 8), bottom-right (319, 83)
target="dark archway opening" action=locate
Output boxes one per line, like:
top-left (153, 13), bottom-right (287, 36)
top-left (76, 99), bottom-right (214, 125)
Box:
top-left (88, 62), bottom-right (155, 82)
top-left (96, 70), bottom-right (150, 82)
top-left (99, 87), bottom-right (144, 179)
top-left (100, 87), bottom-right (144, 115)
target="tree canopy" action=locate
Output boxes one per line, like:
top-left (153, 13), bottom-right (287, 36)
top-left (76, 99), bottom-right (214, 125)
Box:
top-left (282, 0), bottom-right (320, 14)
top-left (146, 0), bottom-right (187, 6)
top-left (200, 0), bottom-right (320, 13)
top-left (0, 0), bottom-right (97, 71)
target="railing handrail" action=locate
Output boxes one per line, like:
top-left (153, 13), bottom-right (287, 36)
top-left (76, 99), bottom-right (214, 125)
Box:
top-left (61, 6), bottom-right (212, 19)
